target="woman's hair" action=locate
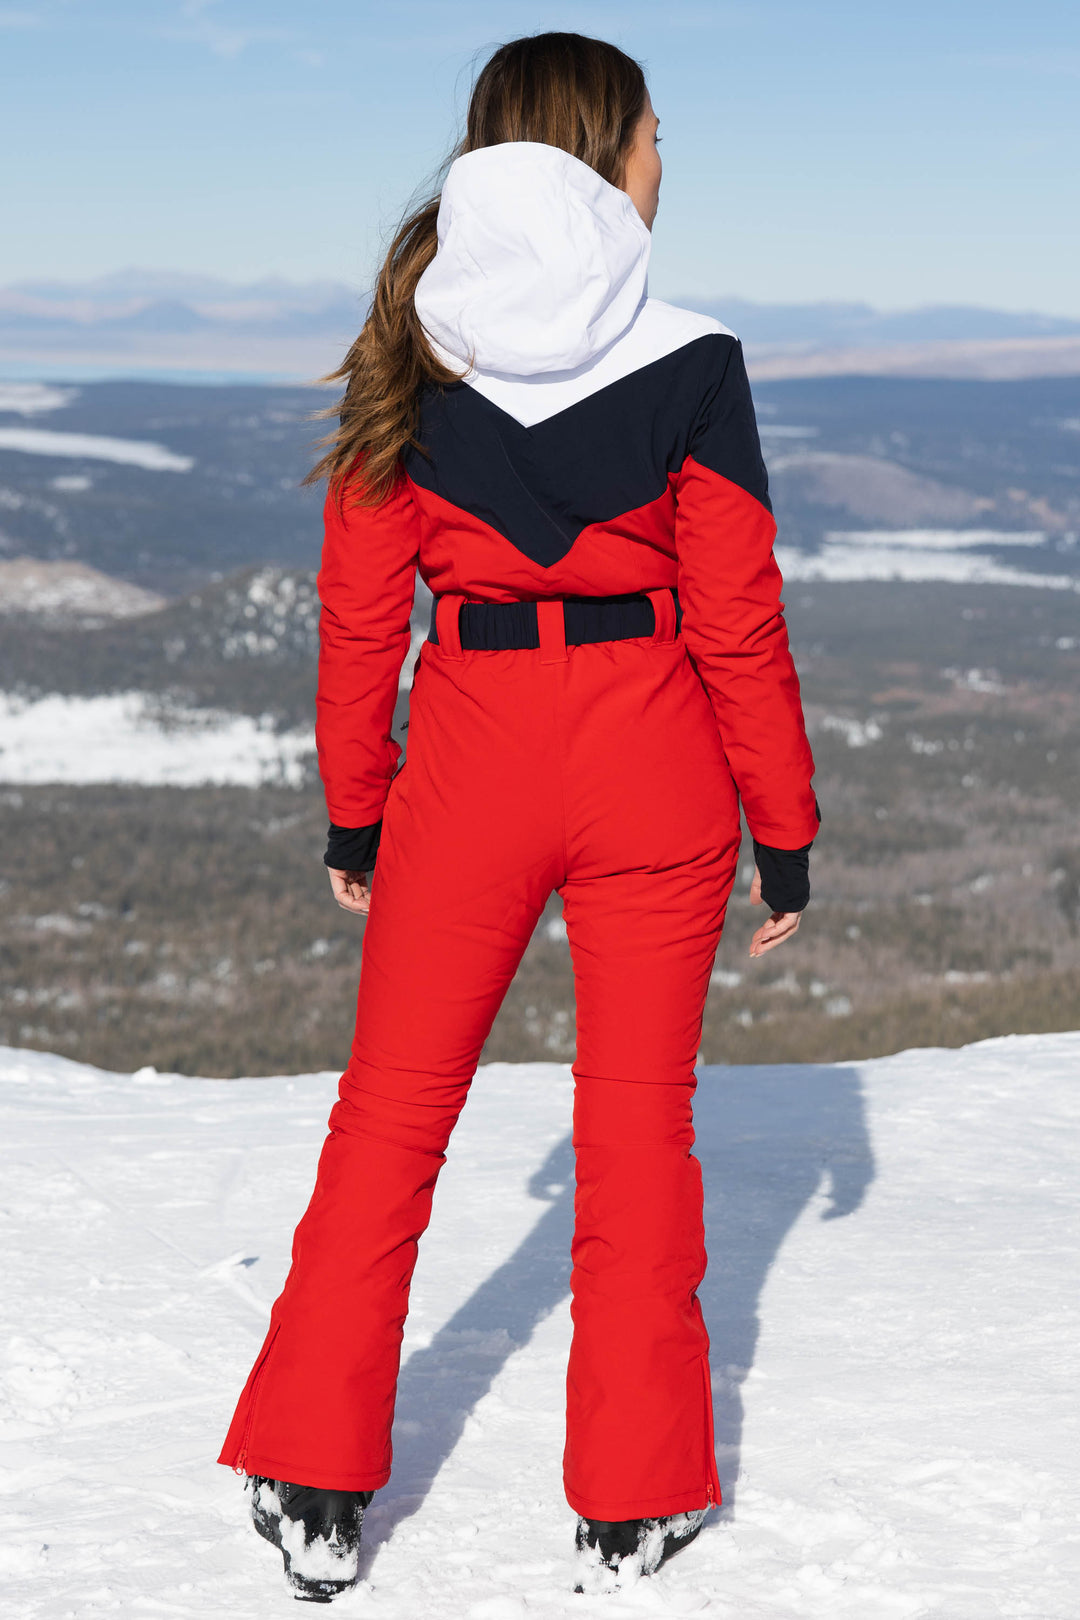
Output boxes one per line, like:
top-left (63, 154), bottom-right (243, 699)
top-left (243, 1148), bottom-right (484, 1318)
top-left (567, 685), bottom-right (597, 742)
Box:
top-left (307, 32), bottom-right (647, 505)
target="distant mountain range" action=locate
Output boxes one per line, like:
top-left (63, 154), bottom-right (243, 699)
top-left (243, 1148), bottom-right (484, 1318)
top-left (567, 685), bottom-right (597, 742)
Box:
top-left (3, 272), bottom-right (1079, 344)
top-left (2, 273), bottom-right (1080, 382)
top-left (692, 299), bottom-right (1080, 348)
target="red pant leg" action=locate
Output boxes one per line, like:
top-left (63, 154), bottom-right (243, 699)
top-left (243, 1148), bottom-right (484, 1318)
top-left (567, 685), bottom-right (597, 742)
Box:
top-left (218, 640), bottom-right (564, 1488)
top-left (557, 634), bottom-right (740, 1519)
top-left (565, 1070), bottom-right (722, 1520)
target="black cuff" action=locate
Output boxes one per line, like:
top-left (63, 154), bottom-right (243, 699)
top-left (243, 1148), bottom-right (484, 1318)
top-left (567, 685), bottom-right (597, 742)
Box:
top-left (324, 821), bottom-right (382, 873)
top-left (753, 839), bottom-right (813, 913)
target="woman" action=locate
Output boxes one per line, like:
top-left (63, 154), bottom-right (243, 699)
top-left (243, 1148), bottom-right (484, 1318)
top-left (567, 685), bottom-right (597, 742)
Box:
top-left (219, 31), bottom-right (818, 1602)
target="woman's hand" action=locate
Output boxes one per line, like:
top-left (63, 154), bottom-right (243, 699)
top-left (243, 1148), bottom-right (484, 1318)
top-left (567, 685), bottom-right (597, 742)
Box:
top-left (748, 866), bottom-right (801, 958)
top-left (328, 867), bottom-right (372, 915)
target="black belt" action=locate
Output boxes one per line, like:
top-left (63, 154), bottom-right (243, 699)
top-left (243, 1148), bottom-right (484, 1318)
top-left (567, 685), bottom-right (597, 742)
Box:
top-left (427, 589), bottom-right (682, 651)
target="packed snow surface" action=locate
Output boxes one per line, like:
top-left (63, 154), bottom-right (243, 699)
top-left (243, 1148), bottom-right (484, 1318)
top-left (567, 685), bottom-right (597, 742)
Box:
top-left (3, 1032), bottom-right (1078, 1617)
top-left (0, 692), bottom-right (313, 786)
top-left (0, 427), bottom-right (193, 471)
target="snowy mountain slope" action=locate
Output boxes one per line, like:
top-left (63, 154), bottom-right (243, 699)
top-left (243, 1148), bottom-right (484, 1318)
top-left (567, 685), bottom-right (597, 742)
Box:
top-left (0, 558), bottom-right (165, 626)
top-left (0, 563), bottom-right (432, 786)
top-left (2, 1033), bottom-right (1078, 1617)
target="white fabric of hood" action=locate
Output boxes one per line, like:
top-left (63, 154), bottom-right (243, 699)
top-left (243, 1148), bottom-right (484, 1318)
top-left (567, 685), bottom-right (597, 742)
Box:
top-left (414, 142), bottom-right (652, 377)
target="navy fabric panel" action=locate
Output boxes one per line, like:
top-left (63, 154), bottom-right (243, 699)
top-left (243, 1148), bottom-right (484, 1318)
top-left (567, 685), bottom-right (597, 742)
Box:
top-left (404, 333), bottom-right (769, 568)
top-left (686, 338), bottom-right (772, 514)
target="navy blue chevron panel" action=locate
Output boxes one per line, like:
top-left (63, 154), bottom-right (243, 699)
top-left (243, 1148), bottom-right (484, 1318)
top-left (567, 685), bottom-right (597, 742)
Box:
top-left (403, 334), bottom-right (769, 569)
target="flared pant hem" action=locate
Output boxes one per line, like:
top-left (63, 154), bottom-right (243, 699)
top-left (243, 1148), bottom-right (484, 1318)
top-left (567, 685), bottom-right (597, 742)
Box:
top-left (216, 1444), bottom-right (392, 1494)
top-left (563, 1481), bottom-right (718, 1521)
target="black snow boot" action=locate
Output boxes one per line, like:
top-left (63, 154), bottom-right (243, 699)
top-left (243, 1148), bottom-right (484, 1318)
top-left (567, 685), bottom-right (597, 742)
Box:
top-left (573, 1510), bottom-right (706, 1593)
top-left (248, 1475), bottom-right (374, 1602)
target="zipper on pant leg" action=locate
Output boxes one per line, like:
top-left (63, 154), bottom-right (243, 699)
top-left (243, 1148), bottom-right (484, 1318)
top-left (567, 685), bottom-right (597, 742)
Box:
top-left (701, 1354), bottom-right (722, 1506)
top-left (233, 1324), bottom-right (281, 1476)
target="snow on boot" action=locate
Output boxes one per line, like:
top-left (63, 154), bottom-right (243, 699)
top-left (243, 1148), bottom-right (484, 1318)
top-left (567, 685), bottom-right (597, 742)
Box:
top-left (248, 1475), bottom-right (374, 1602)
top-left (572, 1509), bottom-right (706, 1593)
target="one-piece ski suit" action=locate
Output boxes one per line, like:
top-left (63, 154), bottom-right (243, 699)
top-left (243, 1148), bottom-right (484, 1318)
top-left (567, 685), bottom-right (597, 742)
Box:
top-left (219, 140), bottom-right (818, 1522)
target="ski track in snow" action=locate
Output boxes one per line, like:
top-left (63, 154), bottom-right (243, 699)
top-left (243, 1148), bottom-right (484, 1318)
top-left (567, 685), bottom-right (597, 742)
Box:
top-left (2, 1033), bottom-right (1078, 1617)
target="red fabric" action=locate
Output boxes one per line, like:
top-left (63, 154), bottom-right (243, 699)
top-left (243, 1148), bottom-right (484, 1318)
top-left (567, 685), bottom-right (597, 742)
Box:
top-left (410, 479), bottom-right (679, 604)
top-left (219, 607), bottom-right (733, 1516)
top-left (674, 457), bottom-right (819, 848)
top-left (316, 464), bottom-right (816, 845)
top-left (315, 477), bottom-right (420, 828)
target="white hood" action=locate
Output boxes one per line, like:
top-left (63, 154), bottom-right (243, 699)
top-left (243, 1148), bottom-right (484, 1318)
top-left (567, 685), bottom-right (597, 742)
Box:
top-left (414, 142), bottom-right (651, 378)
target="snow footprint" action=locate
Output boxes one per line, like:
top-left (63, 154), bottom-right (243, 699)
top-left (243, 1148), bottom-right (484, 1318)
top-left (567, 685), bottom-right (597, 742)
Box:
top-left (1, 1335), bottom-right (79, 1428)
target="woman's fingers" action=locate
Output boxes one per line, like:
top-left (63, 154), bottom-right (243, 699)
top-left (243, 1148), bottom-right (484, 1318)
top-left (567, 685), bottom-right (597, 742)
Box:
top-left (327, 866), bottom-right (372, 915)
top-left (749, 910), bottom-right (801, 958)
top-left (749, 867), bottom-right (763, 906)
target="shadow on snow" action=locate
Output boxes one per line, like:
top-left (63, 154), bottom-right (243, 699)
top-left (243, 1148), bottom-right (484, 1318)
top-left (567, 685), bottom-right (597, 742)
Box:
top-left (362, 1062), bottom-right (873, 1562)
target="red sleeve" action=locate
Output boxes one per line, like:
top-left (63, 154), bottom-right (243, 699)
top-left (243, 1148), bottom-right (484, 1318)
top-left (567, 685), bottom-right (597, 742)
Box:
top-left (315, 474), bottom-right (421, 828)
top-left (674, 339), bottom-right (818, 849)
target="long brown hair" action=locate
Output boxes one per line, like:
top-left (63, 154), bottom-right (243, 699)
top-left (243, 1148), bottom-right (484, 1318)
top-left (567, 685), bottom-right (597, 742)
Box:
top-left (307, 32), bottom-right (647, 506)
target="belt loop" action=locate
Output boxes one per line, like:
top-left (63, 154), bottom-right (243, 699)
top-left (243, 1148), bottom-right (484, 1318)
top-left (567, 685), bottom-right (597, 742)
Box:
top-left (435, 593), bottom-right (465, 660)
top-left (536, 599), bottom-right (567, 664)
top-left (647, 586), bottom-right (677, 644)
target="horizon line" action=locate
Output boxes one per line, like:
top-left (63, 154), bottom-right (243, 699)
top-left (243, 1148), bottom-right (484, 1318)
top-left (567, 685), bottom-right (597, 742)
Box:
top-left (2, 273), bottom-right (1079, 325)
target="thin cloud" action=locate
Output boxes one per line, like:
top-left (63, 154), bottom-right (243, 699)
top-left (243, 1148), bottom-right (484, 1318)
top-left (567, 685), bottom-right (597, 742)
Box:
top-left (161, 19), bottom-right (296, 59)
top-left (0, 7), bottom-right (45, 25)
top-left (157, 0), bottom-right (296, 58)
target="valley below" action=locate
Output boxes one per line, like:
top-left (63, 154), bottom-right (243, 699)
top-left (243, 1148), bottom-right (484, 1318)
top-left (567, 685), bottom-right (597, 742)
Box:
top-left (1, 376), bottom-right (1078, 1074)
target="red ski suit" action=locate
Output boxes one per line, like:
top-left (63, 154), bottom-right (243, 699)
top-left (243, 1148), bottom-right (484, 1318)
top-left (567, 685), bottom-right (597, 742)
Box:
top-left (218, 306), bottom-right (817, 1520)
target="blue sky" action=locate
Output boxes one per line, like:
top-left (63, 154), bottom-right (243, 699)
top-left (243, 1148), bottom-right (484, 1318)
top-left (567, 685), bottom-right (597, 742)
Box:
top-left (2, 0), bottom-right (1079, 312)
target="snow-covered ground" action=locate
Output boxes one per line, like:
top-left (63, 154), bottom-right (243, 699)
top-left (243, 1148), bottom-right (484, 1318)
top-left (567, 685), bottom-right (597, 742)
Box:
top-left (776, 531), bottom-right (1080, 591)
top-left (0, 559), bottom-right (166, 624)
top-left (0, 692), bottom-right (313, 787)
top-left (0, 384), bottom-right (79, 416)
top-left (3, 1032), bottom-right (1078, 1617)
